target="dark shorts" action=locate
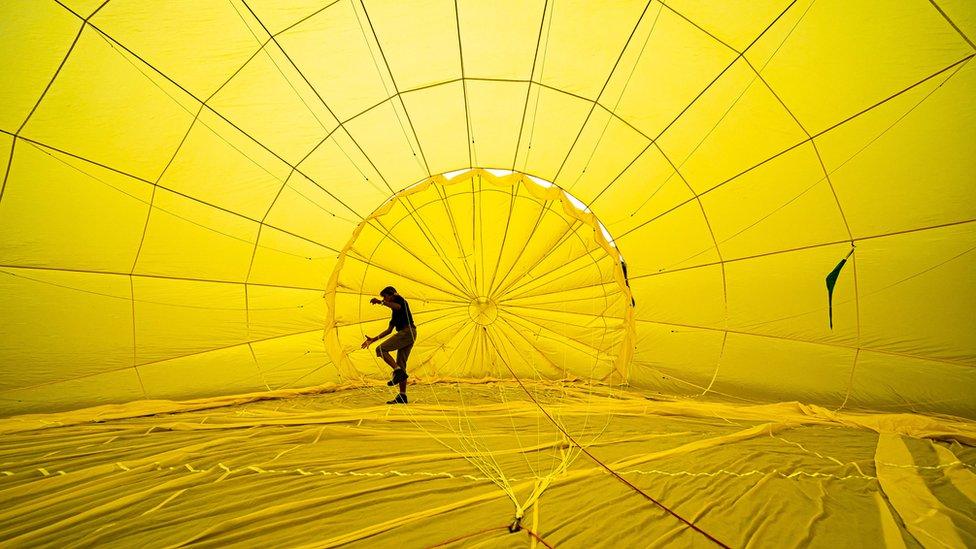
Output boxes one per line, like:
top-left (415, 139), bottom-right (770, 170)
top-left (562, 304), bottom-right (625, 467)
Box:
top-left (376, 327), bottom-right (417, 369)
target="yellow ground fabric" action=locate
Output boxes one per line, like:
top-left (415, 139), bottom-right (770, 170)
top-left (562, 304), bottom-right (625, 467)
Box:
top-left (1, 0), bottom-right (975, 546)
top-left (0, 383), bottom-right (974, 547)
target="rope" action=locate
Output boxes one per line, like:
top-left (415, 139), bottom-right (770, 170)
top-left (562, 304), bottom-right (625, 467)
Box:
top-left (524, 526), bottom-right (556, 548)
top-left (483, 330), bottom-right (732, 549)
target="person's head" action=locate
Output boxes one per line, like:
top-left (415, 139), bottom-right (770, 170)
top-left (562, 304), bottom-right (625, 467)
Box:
top-left (380, 286), bottom-right (397, 302)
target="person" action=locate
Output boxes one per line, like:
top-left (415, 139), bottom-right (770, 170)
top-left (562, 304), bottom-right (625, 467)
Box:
top-left (361, 286), bottom-right (417, 404)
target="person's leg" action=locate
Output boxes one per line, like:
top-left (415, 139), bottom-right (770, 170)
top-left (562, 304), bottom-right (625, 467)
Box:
top-left (395, 329), bottom-right (414, 394)
top-left (376, 333), bottom-right (406, 371)
top-left (390, 347), bottom-right (408, 385)
top-left (378, 348), bottom-right (397, 370)
top-left (385, 331), bottom-right (412, 404)
top-left (378, 331), bottom-right (413, 395)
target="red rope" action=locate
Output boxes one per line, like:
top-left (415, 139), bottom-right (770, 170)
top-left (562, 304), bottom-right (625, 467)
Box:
top-left (524, 526), bottom-right (556, 548)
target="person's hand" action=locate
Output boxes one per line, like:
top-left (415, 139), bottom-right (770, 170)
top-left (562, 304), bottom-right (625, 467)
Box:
top-left (361, 336), bottom-right (374, 349)
top-left (370, 298), bottom-right (382, 305)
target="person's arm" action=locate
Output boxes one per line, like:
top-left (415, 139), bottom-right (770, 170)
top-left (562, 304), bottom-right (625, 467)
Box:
top-left (375, 296), bottom-right (401, 311)
top-left (362, 296), bottom-right (399, 348)
top-left (362, 326), bottom-right (393, 348)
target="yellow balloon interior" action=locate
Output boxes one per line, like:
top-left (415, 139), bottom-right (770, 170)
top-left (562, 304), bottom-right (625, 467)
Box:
top-left (1, 0), bottom-right (974, 546)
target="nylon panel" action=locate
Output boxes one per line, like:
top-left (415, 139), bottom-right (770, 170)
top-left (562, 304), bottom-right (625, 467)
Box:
top-left (159, 111), bottom-right (292, 221)
top-left (464, 80), bottom-right (530, 169)
top-left (93, 0), bottom-right (264, 98)
top-left (0, 1), bottom-right (80, 133)
top-left (0, 144), bottom-right (151, 271)
top-left (400, 82), bottom-right (470, 175)
top-left (205, 46), bottom-right (338, 164)
top-left (457, 0), bottom-right (545, 80)
top-left (275, 0), bottom-right (394, 122)
top-left (20, 30), bottom-right (198, 181)
top-left (663, 0), bottom-right (790, 51)
top-left (361, 0), bottom-right (462, 91)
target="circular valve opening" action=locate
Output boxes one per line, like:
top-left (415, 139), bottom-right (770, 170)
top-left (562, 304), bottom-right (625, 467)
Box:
top-left (324, 169), bottom-right (635, 383)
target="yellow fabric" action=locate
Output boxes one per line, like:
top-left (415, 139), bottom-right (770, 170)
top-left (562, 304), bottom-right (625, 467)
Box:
top-left (876, 433), bottom-right (976, 548)
top-left (1, 0), bottom-right (975, 546)
top-left (0, 384), bottom-right (974, 547)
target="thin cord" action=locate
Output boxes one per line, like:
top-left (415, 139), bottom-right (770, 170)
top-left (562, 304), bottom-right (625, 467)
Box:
top-left (483, 329), bottom-right (732, 548)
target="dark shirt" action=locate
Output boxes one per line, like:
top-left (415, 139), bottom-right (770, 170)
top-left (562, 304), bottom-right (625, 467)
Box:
top-left (388, 295), bottom-right (416, 331)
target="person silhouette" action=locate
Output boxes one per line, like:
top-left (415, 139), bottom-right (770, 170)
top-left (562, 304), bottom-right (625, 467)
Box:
top-left (361, 286), bottom-right (417, 404)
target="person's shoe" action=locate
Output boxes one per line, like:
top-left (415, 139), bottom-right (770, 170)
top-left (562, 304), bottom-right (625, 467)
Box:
top-left (387, 368), bottom-right (408, 386)
top-left (386, 393), bottom-right (408, 404)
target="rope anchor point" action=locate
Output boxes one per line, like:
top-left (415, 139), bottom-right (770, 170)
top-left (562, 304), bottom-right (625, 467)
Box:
top-left (508, 516), bottom-right (523, 533)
